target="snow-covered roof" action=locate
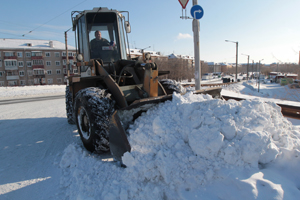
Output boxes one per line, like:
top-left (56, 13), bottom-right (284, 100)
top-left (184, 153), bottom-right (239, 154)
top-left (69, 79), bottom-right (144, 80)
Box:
top-left (128, 49), bottom-right (162, 57)
top-left (0, 38), bottom-right (76, 50)
top-left (168, 53), bottom-right (194, 60)
top-left (286, 73), bottom-right (298, 76)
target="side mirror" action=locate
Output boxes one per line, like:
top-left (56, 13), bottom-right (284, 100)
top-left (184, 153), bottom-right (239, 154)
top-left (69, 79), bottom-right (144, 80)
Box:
top-left (125, 21), bottom-right (131, 33)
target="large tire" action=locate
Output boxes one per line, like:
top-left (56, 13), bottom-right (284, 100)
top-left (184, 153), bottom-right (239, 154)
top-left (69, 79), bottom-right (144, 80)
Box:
top-left (74, 87), bottom-right (115, 153)
top-left (65, 86), bottom-right (75, 124)
top-left (160, 79), bottom-right (186, 95)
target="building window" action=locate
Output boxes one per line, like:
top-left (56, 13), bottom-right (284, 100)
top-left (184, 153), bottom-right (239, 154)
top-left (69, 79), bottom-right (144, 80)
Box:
top-left (45, 52), bottom-right (51, 57)
top-left (70, 60), bottom-right (74, 65)
top-left (63, 60), bottom-right (66, 65)
top-left (0, 81), bottom-right (4, 86)
top-left (57, 78), bottom-right (62, 83)
top-left (55, 52), bottom-right (60, 57)
top-left (68, 52), bottom-right (73, 56)
top-left (73, 69), bottom-right (78, 73)
top-left (63, 68), bottom-right (66, 74)
top-left (55, 61), bottom-right (60, 66)
top-left (17, 52), bottom-right (23, 57)
top-left (4, 60), bottom-right (17, 67)
top-left (26, 52), bottom-right (31, 57)
top-left (28, 70), bottom-right (33, 76)
top-left (18, 61), bottom-right (24, 67)
top-left (33, 69), bottom-right (44, 75)
top-left (0, 71), bottom-right (3, 77)
top-left (31, 52), bottom-right (42, 57)
top-left (5, 52), bottom-right (14, 57)
top-left (56, 69), bottom-right (61, 74)
top-left (0, 59), bottom-right (2, 67)
top-left (20, 80), bottom-right (26, 85)
top-left (34, 78), bottom-right (44, 84)
top-left (46, 61), bottom-right (51, 66)
top-left (27, 61), bottom-right (32, 67)
top-left (47, 70), bottom-right (52, 75)
top-left (32, 60), bottom-right (43, 65)
top-left (19, 71), bottom-right (25, 76)
top-left (8, 81), bottom-right (18, 86)
top-left (47, 79), bottom-right (53, 84)
top-left (62, 52), bottom-right (66, 56)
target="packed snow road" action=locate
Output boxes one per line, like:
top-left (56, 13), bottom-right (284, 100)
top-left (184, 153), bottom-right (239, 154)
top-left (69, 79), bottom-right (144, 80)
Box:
top-left (0, 98), bottom-right (76, 199)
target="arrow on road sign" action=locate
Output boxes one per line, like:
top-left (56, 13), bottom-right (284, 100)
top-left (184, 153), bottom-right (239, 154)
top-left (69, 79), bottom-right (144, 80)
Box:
top-left (190, 5), bottom-right (204, 20)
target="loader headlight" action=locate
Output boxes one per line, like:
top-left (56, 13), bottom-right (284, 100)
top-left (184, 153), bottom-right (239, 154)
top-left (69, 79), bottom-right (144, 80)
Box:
top-left (77, 54), bottom-right (83, 61)
top-left (145, 53), bottom-right (151, 59)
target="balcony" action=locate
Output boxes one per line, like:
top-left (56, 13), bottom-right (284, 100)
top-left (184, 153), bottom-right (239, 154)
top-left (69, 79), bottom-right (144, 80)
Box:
top-left (5, 66), bottom-right (18, 70)
top-left (6, 75), bottom-right (19, 80)
top-left (4, 56), bottom-right (17, 59)
top-left (32, 65), bottom-right (44, 69)
top-left (31, 56), bottom-right (43, 59)
top-left (62, 56), bottom-right (74, 60)
top-left (33, 74), bottom-right (45, 78)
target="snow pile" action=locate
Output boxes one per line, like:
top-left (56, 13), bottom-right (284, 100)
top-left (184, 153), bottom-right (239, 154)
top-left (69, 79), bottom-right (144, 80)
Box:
top-left (0, 85), bottom-right (65, 99)
top-left (224, 80), bottom-right (300, 102)
top-left (60, 92), bottom-right (300, 199)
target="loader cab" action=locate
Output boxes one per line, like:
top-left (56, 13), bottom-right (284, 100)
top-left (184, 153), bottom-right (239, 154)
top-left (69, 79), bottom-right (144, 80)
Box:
top-left (72, 8), bottom-right (129, 64)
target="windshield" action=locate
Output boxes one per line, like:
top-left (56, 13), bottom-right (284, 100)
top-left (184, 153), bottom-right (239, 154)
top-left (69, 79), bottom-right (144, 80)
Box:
top-left (86, 13), bottom-right (121, 63)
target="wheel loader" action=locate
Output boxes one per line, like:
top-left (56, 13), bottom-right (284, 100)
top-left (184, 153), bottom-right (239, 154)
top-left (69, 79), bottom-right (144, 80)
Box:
top-left (65, 7), bottom-right (222, 161)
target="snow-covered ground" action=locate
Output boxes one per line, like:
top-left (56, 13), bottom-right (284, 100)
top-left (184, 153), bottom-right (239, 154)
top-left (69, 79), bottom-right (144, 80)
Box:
top-left (0, 81), bottom-right (300, 199)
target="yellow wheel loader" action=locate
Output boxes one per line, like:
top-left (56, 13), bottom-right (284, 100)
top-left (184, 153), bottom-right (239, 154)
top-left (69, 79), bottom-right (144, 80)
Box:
top-left (65, 7), bottom-right (222, 161)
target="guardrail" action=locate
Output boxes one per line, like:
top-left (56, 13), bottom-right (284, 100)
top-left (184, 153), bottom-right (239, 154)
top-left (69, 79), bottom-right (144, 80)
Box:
top-left (182, 82), bottom-right (236, 88)
top-left (222, 95), bottom-right (300, 120)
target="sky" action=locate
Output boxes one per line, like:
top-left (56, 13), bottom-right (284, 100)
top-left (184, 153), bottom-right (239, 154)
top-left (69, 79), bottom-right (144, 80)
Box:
top-left (1, 0), bottom-right (300, 64)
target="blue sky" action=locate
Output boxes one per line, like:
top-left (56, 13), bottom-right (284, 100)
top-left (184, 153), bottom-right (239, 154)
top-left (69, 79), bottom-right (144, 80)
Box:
top-left (1, 0), bottom-right (300, 64)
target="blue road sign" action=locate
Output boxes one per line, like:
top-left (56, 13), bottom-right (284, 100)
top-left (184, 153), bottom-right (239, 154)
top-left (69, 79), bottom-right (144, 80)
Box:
top-left (190, 5), bottom-right (204, 20)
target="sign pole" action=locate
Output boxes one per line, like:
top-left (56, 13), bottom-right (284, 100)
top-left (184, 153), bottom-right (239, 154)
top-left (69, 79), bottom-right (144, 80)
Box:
top-left (192, 0), bottom-right (201, 90)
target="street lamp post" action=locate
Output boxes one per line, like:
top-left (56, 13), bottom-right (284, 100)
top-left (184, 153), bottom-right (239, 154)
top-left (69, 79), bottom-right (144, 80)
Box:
top-left (251, 60), bottom-right (254, 79)
top-left (225, 40), bottom-right (238, 81)
top-left (258, 59), bottom-right (264, 92)
top-left (242, 54), bottom-right (250, 80)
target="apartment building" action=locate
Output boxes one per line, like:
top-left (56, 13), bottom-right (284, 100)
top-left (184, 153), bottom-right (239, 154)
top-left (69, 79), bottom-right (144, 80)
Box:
top-left (0, 39), bottom-right (76, 86)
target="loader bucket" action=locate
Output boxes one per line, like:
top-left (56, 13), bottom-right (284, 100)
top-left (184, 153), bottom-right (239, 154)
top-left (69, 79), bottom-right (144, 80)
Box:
top-left (109, 111), bottom-right (131, 161)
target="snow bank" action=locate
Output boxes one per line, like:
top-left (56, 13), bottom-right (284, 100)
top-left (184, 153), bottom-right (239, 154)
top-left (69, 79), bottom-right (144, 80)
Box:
top-left (0, 85), bottom-right (65, 99)
top-left (60, 92), bottom-right (300, 199)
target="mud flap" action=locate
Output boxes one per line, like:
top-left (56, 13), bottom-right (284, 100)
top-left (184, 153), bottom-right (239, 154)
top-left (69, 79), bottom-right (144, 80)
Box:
top-left (109, 111), bottom-right (131, 161)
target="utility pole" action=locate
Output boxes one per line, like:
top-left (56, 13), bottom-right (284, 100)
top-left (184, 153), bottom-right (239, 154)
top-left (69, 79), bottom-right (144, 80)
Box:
top-left (193, 0), bottom-right (201, 90)
top-left (242, 54), bottom-right (250, 80)
top-left (251, 60), bottom-right (254, 79)
top-left (258, 59), bottom-right (264, 92)
top-left (179, 0), bottom-right (203, 89)
top-left (225, 40), bottom-right (238, 81)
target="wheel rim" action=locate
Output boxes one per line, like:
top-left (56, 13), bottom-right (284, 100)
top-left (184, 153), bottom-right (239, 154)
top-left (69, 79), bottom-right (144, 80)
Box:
top-left (78, 106), bottom-right (91, 140)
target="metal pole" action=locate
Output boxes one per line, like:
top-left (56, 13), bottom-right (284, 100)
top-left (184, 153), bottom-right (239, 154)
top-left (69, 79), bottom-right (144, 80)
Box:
top-left (193, 0), bottom-right (201, 90)
top-left (258, 60), bottom-right (261, 92)
top-left (247, 55), bottom-right (249, 80)
top-left (225, 40), bottom-right (238, 82)
top-left (65, 31), bottom-right (70, 77)
top-left (236, 42), bottom-right (238, 82)
top-left (252, 60), bottom-right (254, 79)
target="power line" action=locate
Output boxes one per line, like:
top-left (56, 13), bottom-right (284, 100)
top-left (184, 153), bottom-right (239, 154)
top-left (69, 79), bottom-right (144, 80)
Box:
top-left (22, 0), bottom-right (88, 37)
